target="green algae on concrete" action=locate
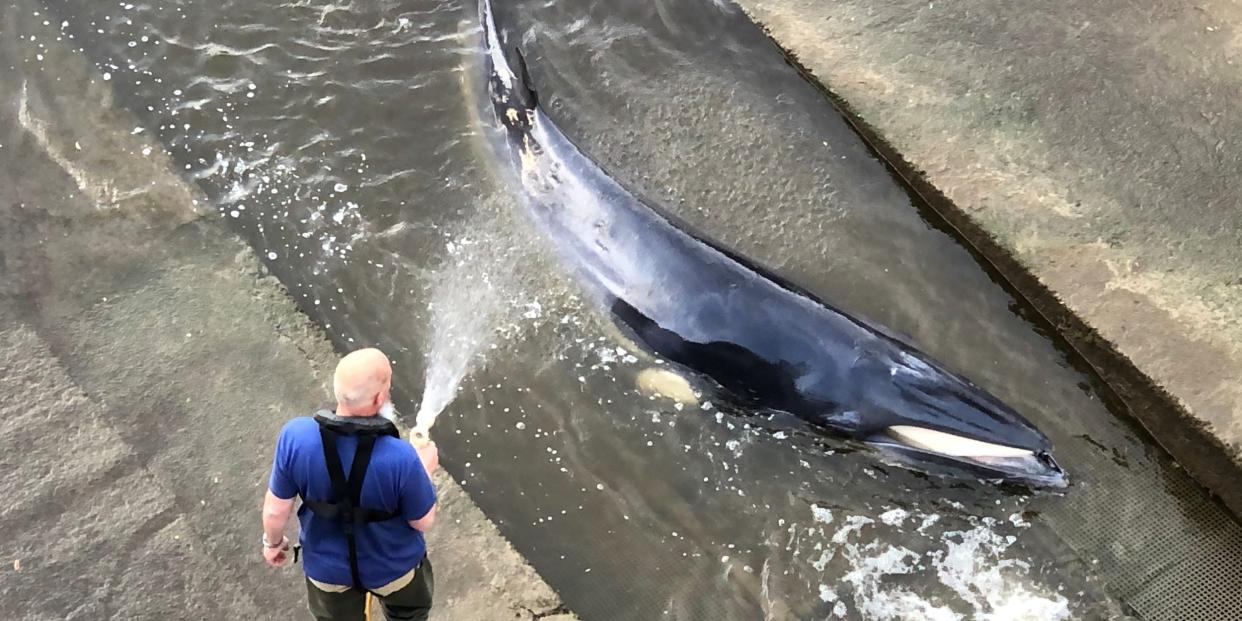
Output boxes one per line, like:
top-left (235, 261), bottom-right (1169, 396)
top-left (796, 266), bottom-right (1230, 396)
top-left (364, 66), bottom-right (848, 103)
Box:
top-left (733, 0), bottom-right (1242, 515)
top-left (0, 2), bottom-right (573, 617)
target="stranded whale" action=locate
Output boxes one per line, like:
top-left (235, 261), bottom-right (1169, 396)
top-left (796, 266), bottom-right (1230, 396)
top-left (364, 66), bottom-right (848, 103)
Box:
top-left (478, 0), bottom-right (1066, 487)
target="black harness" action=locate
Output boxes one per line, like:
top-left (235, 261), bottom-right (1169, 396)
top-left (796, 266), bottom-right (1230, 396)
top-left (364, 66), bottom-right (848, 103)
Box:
top-left (302, 410), bottom-right (402, 590)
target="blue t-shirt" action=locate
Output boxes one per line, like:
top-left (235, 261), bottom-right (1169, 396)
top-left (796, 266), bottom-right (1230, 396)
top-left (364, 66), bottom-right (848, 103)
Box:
top-left (268, 416), bottom-right (436, 589)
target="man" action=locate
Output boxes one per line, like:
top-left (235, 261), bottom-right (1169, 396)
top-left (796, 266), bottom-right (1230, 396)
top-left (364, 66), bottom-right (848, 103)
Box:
top-left (262, 348), bottom-right (441, 621)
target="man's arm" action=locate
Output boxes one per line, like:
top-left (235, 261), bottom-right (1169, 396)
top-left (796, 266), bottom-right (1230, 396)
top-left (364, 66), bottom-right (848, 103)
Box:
top-left (263, 490), bottom-right (296, 543)
top-left (261, 490), bottom-right (295, 567)
top-left (409, 505), bottom-right (437, 532)
top-left (404, 440), bottom-right (440, 532)
top-left (262, 423), bottom-right (299, 567)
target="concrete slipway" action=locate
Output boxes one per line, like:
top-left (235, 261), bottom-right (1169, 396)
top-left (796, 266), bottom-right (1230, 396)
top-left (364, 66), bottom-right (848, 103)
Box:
top-left (0, 6), bottom-right (574, 618)
top-left (734, 0), bottom-right (1242, 516)
top-left (4, 0), bottom-right (1242, 618)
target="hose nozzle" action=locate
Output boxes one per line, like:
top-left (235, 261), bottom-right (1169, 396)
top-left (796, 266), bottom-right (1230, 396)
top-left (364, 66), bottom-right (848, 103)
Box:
top-left (410, 426), bottom-right (432, 448)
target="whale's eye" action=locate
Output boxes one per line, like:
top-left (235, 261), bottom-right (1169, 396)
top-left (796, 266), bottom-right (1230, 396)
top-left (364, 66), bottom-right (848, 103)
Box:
top-left (886, 425), bottom-right (1033, 458)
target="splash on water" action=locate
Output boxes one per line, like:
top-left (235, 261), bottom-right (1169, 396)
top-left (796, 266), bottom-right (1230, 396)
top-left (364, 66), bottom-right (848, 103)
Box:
top-left (801, 505), bottom-right (1070, 621)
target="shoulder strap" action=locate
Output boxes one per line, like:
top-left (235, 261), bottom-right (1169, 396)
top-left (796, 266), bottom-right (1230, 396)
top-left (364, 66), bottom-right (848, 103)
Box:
top-left (306, 418), bottom-right (400, 591)
top-left (318, 425), bottom-right (350, 517)
top-left (348, 434), bottom-right (378, 510)
top-left (341, 433), bottom-right (378, 590)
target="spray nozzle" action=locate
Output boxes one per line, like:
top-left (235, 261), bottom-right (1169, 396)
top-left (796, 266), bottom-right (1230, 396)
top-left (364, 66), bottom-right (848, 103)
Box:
top-left (410, 426), bottom-right (432, 448)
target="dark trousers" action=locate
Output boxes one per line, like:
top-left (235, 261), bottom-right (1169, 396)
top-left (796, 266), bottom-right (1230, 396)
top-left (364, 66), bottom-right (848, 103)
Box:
top-left (306, 558), bottom-right (434, 621)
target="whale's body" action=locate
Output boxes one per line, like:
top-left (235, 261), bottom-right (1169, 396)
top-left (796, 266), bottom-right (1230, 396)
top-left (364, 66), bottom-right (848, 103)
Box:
top-left (479, 0), bottom-right (1065, 487)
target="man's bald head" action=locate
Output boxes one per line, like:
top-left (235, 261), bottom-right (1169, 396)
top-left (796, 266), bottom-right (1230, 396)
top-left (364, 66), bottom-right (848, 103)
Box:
top-left (333, 348), bottom-right (392, 416)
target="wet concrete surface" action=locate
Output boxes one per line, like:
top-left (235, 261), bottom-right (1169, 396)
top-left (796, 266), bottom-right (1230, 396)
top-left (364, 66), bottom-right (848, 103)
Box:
top-left (734, 0), bottom-right (1242, 516)
top-left (0, 10), bottom-right (571, 619)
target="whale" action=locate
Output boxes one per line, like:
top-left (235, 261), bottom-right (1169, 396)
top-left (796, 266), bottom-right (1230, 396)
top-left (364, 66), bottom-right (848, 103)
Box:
top-left (478, 0), bottom-right (1066, 488)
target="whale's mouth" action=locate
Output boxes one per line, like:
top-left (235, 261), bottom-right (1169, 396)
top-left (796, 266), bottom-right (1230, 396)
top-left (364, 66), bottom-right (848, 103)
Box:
top-left (869, 425), bottom-right (1067, 487)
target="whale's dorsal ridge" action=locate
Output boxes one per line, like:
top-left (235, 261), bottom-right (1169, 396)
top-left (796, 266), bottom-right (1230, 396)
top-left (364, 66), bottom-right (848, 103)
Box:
top-left (512, 46), bottom-right (539, 109)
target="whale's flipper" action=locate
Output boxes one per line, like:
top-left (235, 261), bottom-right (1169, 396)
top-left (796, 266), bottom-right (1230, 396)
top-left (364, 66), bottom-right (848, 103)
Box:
top-left (636, 367), bottom-right (699, 406)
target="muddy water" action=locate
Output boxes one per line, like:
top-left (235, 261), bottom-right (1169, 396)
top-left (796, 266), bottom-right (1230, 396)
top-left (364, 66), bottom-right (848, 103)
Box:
top-left (17, 0), bottom-right (1242, 618)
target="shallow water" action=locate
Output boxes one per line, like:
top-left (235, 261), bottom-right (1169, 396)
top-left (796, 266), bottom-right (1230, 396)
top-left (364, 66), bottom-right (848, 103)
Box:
top-left (19, 0), bottom-right (1242, 618)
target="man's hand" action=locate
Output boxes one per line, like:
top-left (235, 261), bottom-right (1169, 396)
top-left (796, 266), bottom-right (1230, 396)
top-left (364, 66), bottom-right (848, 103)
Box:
top-left (415, 440), bottom-right (439, 475)
top-left (263, 539), bottom-right (290, 567)
top-left (261, 491), bottom-right (295, 568)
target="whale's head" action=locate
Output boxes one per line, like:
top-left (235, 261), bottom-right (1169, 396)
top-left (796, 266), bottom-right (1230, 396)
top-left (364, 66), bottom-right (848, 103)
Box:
top-left (823, 349), bottom-right (1067, 488)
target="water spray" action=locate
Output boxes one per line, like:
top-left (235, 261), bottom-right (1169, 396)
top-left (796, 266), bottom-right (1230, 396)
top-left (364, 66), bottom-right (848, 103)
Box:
top-left (406, 299), bottom-right (489, 447)
top-left (406, 232), bottom-right (514, 448)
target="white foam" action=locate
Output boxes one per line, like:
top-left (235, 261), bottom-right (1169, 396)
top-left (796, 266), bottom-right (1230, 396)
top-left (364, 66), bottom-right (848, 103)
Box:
top-left (810, 504), bottom-right (834, 525)
top-left (831, 515), bottom-right (873, 543)
top-left (932, 525), bottom-right (1069, 621)
top-left (810, 548), bottom-right (835, 572)
top-left (805, 504), bottom-right (1069, 620)
top-left (879, 508), bottom-right (909, 527)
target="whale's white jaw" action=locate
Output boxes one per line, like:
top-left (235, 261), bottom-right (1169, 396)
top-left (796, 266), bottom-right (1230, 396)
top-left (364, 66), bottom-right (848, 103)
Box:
top-left (872, 425), bottom-right (1067, 488)
top-left (886, 425), bottom-right (1035, 458)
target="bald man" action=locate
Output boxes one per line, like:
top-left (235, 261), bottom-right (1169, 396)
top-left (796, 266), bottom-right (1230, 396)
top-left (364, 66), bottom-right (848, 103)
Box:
top-left (262, 348), bottom-right (440, 621)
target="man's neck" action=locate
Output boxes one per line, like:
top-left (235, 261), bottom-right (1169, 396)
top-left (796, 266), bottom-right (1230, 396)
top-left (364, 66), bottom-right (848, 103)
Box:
top-left (335, 403), bottom-right (378, 418)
